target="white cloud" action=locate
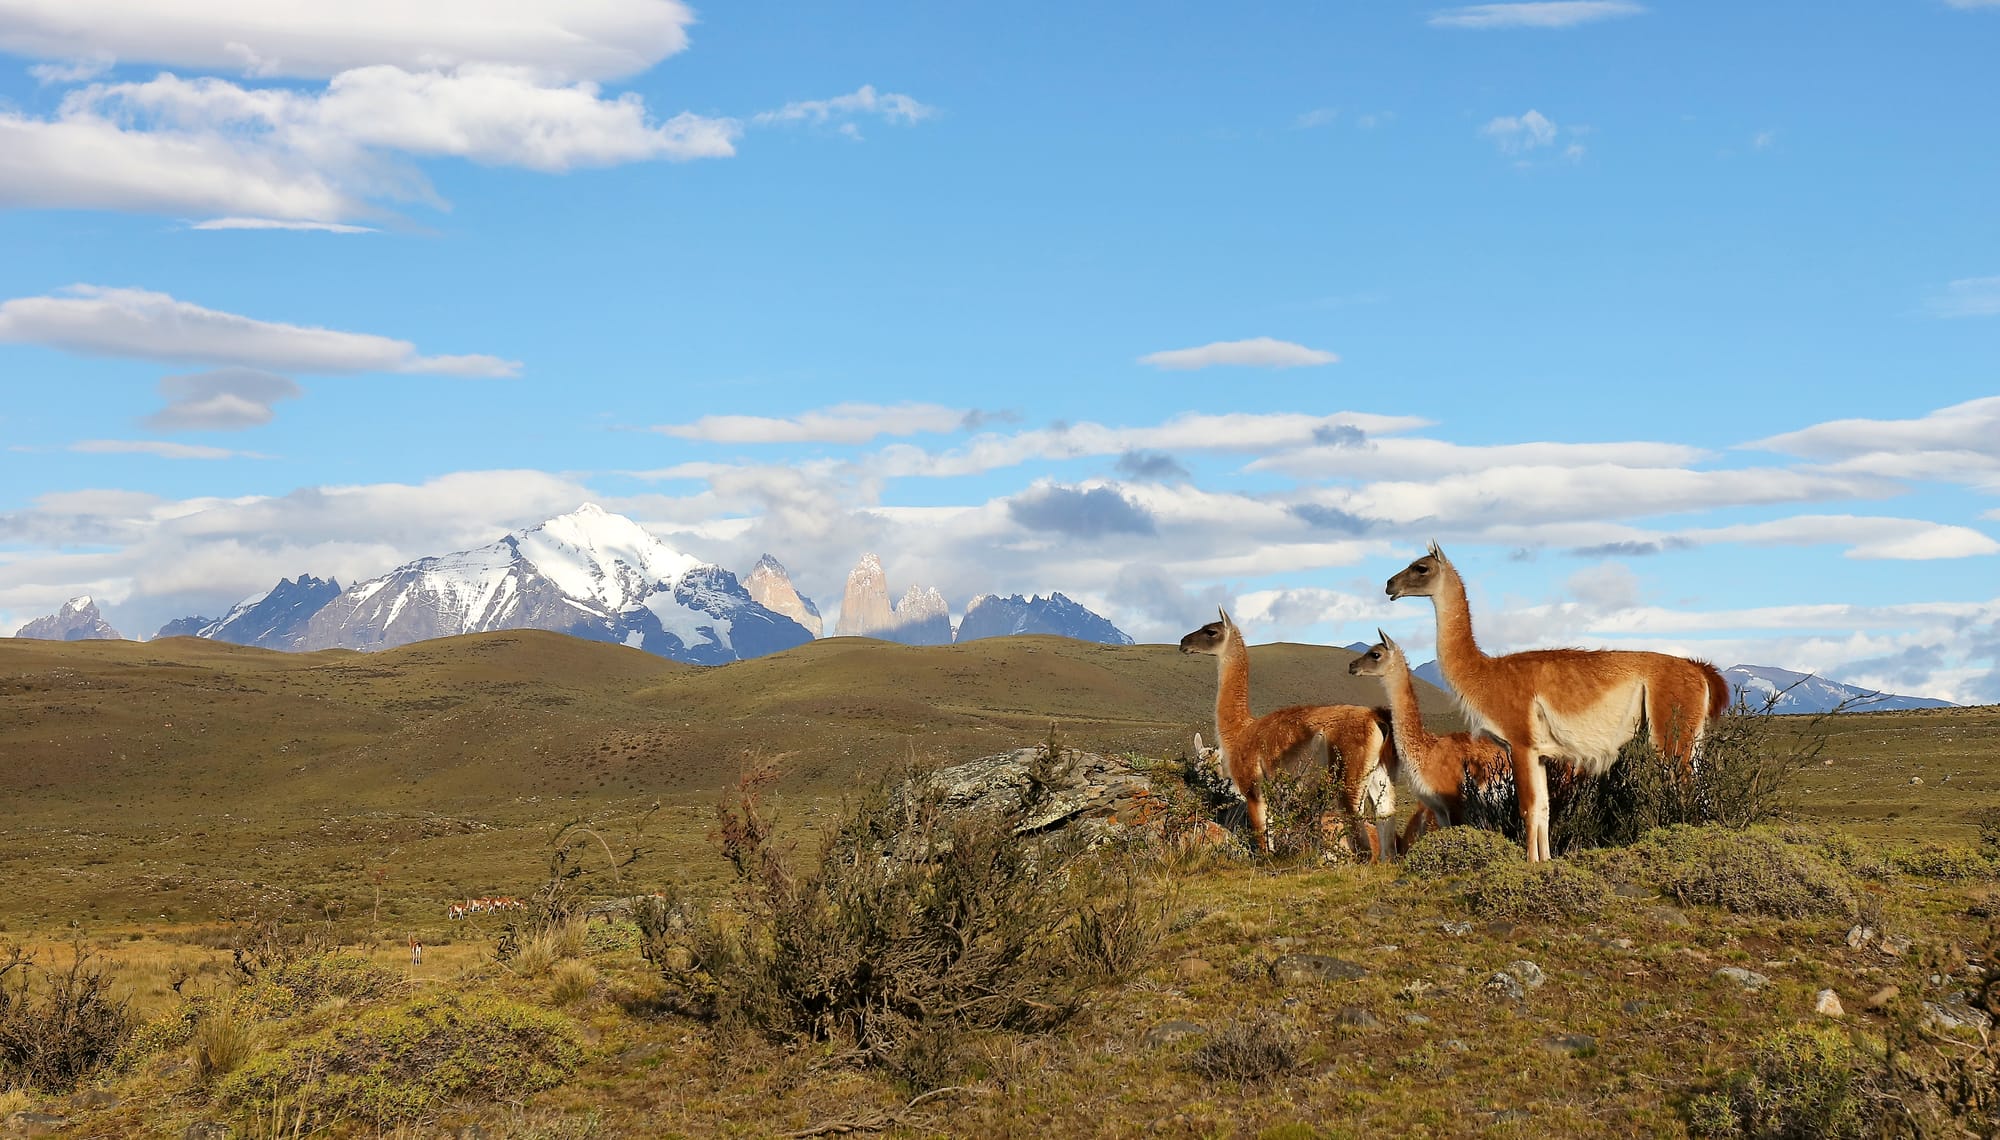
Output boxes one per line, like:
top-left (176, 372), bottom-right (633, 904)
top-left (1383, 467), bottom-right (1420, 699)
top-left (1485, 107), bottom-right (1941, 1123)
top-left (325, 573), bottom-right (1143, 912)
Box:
top-left (1138, 337), bottom-right (1339, 370)
top-left (654, 403), bottom-right (970, 444)
top-left (68, 439), bottom-right (263, 460)
top-left (145, 368), bottom-right (302, 430)
top-left (0, 0), bottom-right (695, 81)
top-left (1482, 109), bottom-right (1559, 153)
top-left (751, 85), bottom-right (935, 133)
top-left (1295, 108), bottom-right (1339, 128)
top-left (1429, 2), bottom-right (1645, 29)
top-left (1945, 0), bottom-right (2000, 8)
top-left (1925, 276), bottom-right (2000, 318)
top-left (1748, 396), bottom-right (2000, 493)
top-left (1253, 436), bottom-right (1710, 480)
top-left (190, 217), bottom-right (375, 233)
top-left (0, 285), bottom-right (519, 375)
top-left (28, 57), bottom-right (112, 84)
top-left (1683, 515), bottom-right (2000, 560)
top-left (1752, 129), bottom-right (1777, 150)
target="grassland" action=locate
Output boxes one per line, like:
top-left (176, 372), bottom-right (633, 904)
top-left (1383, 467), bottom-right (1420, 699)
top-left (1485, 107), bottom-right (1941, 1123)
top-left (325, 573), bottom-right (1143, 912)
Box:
top-left (1, 631), bottom-right (1997, 1137)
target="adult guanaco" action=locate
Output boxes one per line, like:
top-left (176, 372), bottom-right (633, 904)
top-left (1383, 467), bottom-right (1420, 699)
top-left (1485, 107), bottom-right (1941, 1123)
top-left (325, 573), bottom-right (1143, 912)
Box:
top-left (1347, 630), bottom-right (1509, 848)
top-left (1179, 609), bottom-right (1401, 859)
top-left (1386, 543), bottom-right (1729, 861)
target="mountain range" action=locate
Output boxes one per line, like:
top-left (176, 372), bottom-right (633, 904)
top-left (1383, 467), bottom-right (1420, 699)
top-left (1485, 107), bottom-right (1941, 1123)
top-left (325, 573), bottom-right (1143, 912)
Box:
top-left (12, 596), bottom-right (121, 641)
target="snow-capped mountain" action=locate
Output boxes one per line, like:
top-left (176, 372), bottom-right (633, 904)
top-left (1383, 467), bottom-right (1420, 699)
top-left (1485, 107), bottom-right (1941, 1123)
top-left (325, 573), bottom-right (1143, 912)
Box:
top-left (14, 596), bottom-right (122, 641)
top-left (744, 555), bottom-right (822, 638)
top-left (957, 592), bottom-right (1132, 645)
top-left (158, 506), bottom-right (813, 665)
top-left (158, 574), bottom-right (343, 648)
top-left (1724, 664), bottom-right (1954, 714)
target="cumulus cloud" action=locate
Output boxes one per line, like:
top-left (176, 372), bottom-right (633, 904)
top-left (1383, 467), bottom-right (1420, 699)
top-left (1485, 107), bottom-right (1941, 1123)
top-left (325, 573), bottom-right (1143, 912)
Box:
top-left (1430, 2), bottom-right (1645, 28)
top-left (1007, 484), bottom-right (1156, 537)
top-left (144, 368), bottom-right (302, 430)
top-left (0, 285), bottom-right (518, 376)
top-left (1138, 337), bottom-right (1339, 370)
top-left (654, 403), bottom-right (968, 445)
top-left (0, 0), bottom-right (695, 81)
top-left (1748, 396), bottom-right (2000, 492)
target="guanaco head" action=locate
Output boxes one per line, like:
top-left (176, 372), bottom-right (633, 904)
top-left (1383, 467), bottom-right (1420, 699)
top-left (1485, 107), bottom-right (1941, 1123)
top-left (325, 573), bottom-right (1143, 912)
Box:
top-left (1346, 629), bottom-right (1408, 677)
top-left (1178, 607), bottom-right (1236, 655)
top-left (1385, 541), bottom-right (1453, 600)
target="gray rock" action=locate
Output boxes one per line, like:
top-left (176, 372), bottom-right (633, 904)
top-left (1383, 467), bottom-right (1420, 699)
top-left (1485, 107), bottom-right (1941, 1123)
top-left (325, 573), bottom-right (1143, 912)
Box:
top-left (1404, 1013), bottom-right (1432, 1026)
top-left (1924, 999), bottom-right (1994, 1033)
top-left (1815, 989), bottom-right (1845, 1018)
top-left (1439, 921), bottom-right (1473, 936)
top-left (1542, 1034), bottom-right (1597, 1055)
top-left (1622, 999), bottom-right (1651, 1016)
top-left (1507, 960), bottom-right (1546, 989)
top-left (1847, 924), bottom-right (1877, 950)
top-left (1646, 906), bottom-right (1691, 927)
top-left (1334, 1005), bottom-right (1382, 1030)
top-left (1880, 934), bottom-right (1913, 958)
top-left (1270, 954), bottom-right (1368, 986)
top-left (1144, 1019), bottom-right (1207, 1047)
top-left (7, 1113), bottom-right (69, 1137)
top-left (74, 1090), bottom-right (118, 1109)
top-left (1445, 1039), bottom-right (1470, 1053)
top-left (1487, 972), bottom-right (1526, 1001)
top-left (1714, 967), bottom-right (1771, 991)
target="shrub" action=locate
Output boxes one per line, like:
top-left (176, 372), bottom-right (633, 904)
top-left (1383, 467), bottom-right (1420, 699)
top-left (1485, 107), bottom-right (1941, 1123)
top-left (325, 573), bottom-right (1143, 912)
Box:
top-left (190, 1000), bottom-right (258, 1084)
top-left (1064, 857), bottom-right (1176, 982)
top-left (1608, 826), bottom-right (1857, 920)
top-left (1686, 1026), bottom-right (1873, 1138)
top-left (0, 944), bottom-right (133, 1093)
top-left (244, 952), bottom-right (398, 1017)
top-left (510, 919), bottom-right (590, 981)
top-left (1891, 842), bottom-right (1995, 881)
top-left (1465, 860), bottom-right (1611, 922)
top-left (643, 745), bottom-right (1117, 1079)
top-left (116, 994), bottom-right (208, 1070)
top-left (217, 991), bottom-right (583, 1126)
top-left (1188, 1015), bottom-right (1302, 1082)
top-left (547, 960), bottom-right (598, 1007)
top-left (1260, 762), bottom-right (1356, 863)
top-left (1402, 827), bottom-right (1520, 880)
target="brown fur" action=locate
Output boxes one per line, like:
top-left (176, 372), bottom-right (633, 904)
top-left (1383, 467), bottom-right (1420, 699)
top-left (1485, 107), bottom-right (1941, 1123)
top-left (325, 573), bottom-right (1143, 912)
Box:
top-left (1386, 543), bottom-right (1729, 861)
top-left (1179, 610), bottom-right (1401, 858)
top-left (1348, 631), bottom-right (1509, 850)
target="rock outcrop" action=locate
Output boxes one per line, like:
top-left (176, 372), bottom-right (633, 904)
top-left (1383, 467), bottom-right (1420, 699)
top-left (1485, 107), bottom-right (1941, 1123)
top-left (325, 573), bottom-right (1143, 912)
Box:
top-left (834, 553), bottom-right (952, 645)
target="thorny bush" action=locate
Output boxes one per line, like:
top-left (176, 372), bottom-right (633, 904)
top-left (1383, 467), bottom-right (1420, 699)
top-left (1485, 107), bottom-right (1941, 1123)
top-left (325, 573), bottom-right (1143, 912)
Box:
top-left (0, 942), bottom-right (133, 1092)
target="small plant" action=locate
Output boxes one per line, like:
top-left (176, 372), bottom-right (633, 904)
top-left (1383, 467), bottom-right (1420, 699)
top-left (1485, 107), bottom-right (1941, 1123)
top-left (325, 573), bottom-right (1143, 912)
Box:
top-left (1188, 1015), bottom-right (1302, 1082)
top-left (1607, 826), bottom-right (1856, 920)
top-left (1464, 859), bottom-right (1611, 922)
top-left (0, 943), bottom-right (133, 1093)
top-left (1401, 826), bottom-right (1520, 880)
top-left (190, 1000), bottom-right (258, 1084)
top-left (1260, 762), bottom-right (1353, 864)
top-left (547, 960), bottom-right (598, 1006)
top-left (1686, 1025), bottom-right (1874, 1138)
top-left (1064, 856), bottom-right (1176, 982)
top-left (510, 919), bottom-right (590, 980)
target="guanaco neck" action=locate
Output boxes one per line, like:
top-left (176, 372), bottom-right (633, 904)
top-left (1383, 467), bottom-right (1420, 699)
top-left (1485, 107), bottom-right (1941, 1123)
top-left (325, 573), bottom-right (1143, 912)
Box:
top-left (1214, 627), bottom-right (1254, 741)
top-left (1429, 563), bottom-right (1488, 685)
top-left (1376, 655), bottom-right (1439, 795)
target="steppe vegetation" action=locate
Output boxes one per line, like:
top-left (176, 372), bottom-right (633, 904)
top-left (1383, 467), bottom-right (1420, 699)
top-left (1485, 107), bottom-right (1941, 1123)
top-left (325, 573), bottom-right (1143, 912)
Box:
top-left (1, 633), bottom-right (1997, 1136)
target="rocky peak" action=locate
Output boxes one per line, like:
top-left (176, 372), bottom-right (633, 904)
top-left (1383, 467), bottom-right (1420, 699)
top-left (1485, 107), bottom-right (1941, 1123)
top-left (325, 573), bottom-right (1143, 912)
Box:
top-left (834, 553), bottom-right (951, 645)
top-left (15, 596), bottom-right (123, 641)
top-left (745, 554), bottom-right (823, 638)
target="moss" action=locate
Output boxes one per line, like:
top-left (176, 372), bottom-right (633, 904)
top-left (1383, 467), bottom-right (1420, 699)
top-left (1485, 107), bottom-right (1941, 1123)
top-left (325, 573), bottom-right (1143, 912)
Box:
top-left (1465, 859), bottom-right (1611, 922)
top-left (216, 991), bottom-right (583, 1124)
top-left (1608, 826), bottom-right (1857, 920)
top-left (1401, 827), bottom-right (1521, 880)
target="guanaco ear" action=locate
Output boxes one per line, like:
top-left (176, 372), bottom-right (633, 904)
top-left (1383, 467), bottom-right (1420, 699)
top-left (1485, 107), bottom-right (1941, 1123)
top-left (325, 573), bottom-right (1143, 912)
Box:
top-left (1426, 540), bottom-right (1443, 559)
top-left (1382, 631), bottom-right (1401, 653)
top-left (1217, 607), bottom-right (1234, 627)
top-left (1375, 627), bottom-right (1389, 647)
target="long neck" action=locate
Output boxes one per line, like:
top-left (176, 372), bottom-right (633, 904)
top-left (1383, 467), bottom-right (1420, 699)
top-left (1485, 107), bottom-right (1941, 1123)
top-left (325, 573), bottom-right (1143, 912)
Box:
top-left (1377, 657), bottom-right (1436, 790)
top-left (1215, 629), bottom-right (1253, 739)
top-left (1430, 565), bottom-right (1486, 678)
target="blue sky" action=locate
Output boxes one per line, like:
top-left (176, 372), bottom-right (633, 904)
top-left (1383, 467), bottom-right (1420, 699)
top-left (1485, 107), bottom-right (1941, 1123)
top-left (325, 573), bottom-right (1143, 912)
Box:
top-left (2, 0), bottom-right (1997, 702)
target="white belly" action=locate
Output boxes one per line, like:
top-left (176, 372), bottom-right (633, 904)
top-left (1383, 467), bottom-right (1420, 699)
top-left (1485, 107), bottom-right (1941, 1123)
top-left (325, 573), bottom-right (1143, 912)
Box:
top-left (1533, 682), bottom-right (1646, 775)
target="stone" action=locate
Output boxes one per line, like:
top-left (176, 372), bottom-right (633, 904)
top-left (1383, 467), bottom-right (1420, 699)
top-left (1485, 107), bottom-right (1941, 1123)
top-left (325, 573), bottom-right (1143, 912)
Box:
top-left (1714, 967), bottom-right (1770, 991)
top-left (7, 1114), bottom-right (69, 1137)
top-left (1847, 925), bottom-right (1876, 950)
top-left (1622, 999), bottom-right (1652, 1016)
top-left (1646, 906), bottom-right (1692, 928)
top-left (1815, 989), bottom-right (1845, 1017)
top-left (1405, 1013), bottom-right (1433, 1026)
top-left (1445, 1039), bottom-right (1471, 1053)
top-left (1334, 1006), bottom-right (1382, 1030)
top-left (1144, 1019), bottom-right (1207, 1047)
top-left (1507, 960), bottom-right (1547, 989)
top-left (1910, 776), bottom-right (1924, 785)
top-left (1439, 921), bottom-right (1472, 936)
top-left (1175, 957), bottom-right (1214, 981)
top-left (1613, 882), bottom-right (1656, 899)
top-left (1880, 934), bottom-right (1913, 958)
top-left (1487, 972), bottom-right (1526, 1001)
top-left (1485, 921), bottom-right (1520, 939)
top-left (1866, 985), bottom-right (1901, 1010)
top-left (1269, 954), bottom-right (1368, 986)
top-left (1924, 1000), bottom-right (1994, 1033)
top-left (1542, 1034), bottom-right (1597, 1055)
top-left (74, 1090), bottom-right (119, 1109)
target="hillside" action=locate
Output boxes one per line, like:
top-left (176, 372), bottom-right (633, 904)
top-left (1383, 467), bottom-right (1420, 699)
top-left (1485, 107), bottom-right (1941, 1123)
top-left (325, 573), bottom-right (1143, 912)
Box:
top-left (0, 630), bottom-right (1449, 929)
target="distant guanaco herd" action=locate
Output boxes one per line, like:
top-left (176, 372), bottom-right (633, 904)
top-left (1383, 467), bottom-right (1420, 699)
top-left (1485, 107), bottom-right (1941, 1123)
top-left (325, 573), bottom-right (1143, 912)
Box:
top-left (446, 896), bottom-right (526, 920)
top-left (1182, 543), bottom-right (1728, 863)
